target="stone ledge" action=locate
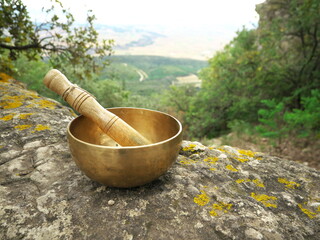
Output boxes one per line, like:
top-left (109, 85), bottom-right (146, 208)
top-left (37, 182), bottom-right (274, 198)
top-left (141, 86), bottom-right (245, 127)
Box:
top-left (1, 74), bottom-right (319, 240)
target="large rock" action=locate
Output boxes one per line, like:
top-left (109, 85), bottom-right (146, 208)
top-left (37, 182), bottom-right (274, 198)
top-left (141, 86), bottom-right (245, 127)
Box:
top-left (1, 74), bottom-right (320, 240)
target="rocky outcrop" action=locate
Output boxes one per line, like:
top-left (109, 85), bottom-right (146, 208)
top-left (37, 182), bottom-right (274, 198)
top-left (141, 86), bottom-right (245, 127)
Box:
top-left (1, 74), bottom-right (320, 240)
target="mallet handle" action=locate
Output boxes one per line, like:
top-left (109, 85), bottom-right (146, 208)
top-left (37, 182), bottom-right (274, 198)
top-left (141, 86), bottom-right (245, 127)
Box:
top-left (43, 69), bottom-right (151, 146)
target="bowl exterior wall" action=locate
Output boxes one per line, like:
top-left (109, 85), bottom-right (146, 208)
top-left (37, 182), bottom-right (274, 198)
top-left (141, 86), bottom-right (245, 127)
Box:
top-left (67, 108), bottom-right (182, 188)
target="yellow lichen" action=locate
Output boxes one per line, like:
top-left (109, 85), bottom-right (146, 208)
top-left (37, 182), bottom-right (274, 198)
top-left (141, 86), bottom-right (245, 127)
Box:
top-left (252, 179), bottom-right (265, 188)
top-left (27, 99), bottom-right (56, 109)
top-left (209, 168), bottom-right (217, 171)
top-left (18, 113), bottom-right (33, 119)
top-left (217, 148), bottom-right (227, 152)
top-left (236, 178), bottom-right (265, 188)
top-left (1, 95), bottom-right (25, 109)
top-left (194, 190), bottom-right (210, 206)
top-left (278, 178), bottom-right (300, 189)
top-left (32, 124), bottom-right (50, 132)
top-left (2, 101), bottom-right (23, 109)
top-left (182, 144), bottom-right (197, 152)
top-left (0, 73), bottom-right (12, 82)
top-left (298, 204), bottom-right (317, 219)
top-left (251, 192), bottom-right (277, 208)
top-left (0, 114), bottom-right (15, 121)
top-left (234, 157), bottom-right (250, 163)
top-left (226, 165), bottom-right (238, 172)
top-left (203, 157), bottom-right (219, 164)
top-left (238, 149), bottom-right (256, 158)
top-left (14, 124), bottom-right (32, 131)
top-left (209, 202), bottom-right (233, 217)
top-left (27, 92), bottom-right (40, 99)
top-left (36, 99), bottom-right (56, 109)
top-left (236, 179), bottom-right (249, 184)
top-left (179, 159), bottom-right (198, 165)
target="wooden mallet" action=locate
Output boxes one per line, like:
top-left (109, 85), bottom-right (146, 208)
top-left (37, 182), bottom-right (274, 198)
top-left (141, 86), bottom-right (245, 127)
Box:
top-left (43, 69), bottom-right (151, 146)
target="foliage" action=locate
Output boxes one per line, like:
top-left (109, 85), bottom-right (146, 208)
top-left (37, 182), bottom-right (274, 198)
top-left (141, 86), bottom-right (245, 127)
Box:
top-left (172, 0), bottom-right (320, 143)
top-left (185, 28), bottom-right (262, 138)
top-left (284, 89), bottom-right (320, 137)
top-left (0, 0), bottom-right (113, 80)
top-left (255, 99), bottom-right (288, 145)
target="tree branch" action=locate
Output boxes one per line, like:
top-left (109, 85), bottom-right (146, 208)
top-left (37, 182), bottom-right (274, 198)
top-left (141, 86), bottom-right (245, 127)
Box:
top-left (0, 42), bottom-right (40, 50)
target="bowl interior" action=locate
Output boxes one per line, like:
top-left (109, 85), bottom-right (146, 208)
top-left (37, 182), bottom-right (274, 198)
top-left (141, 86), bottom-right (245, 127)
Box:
top-left (69, 107), bottom-right (182, 147)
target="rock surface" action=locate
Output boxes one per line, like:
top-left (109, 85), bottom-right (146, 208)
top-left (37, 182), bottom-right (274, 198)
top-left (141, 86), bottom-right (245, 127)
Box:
top-left (1, 74), bottom-right (320, 240)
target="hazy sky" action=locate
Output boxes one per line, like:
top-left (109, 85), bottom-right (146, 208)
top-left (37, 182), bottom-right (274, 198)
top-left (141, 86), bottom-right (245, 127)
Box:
top-left (25, 0), bottom-right (265, 28)
top-left (24, 0), bottom-right (265, 59)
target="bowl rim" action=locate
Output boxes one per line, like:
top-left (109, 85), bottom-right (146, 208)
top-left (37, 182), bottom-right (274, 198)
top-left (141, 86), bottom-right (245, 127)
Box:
top-left (67, 107), bottom-right (183, 149)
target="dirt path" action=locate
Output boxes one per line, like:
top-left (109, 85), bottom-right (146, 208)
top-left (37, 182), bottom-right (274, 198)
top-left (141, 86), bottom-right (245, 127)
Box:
top-left (136, 69), bottom-right (148, 82)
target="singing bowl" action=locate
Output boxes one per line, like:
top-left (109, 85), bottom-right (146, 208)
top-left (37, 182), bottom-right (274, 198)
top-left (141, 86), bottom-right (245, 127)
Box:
top-left (67, 107), bottom-right (183, 188)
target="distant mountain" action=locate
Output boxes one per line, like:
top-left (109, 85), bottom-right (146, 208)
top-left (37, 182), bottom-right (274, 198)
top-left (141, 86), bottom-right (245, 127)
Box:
top-left (94, 24), bottom-right (165, 49)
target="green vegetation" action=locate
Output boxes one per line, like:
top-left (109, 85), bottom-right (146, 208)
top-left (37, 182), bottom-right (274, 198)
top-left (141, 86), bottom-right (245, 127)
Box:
top-left (1, 0), bottom-right (319, 166)
top-left (99, 55), bottom-right (206, 96)
top-left (0, 0), bottom-right (113, 80)
top-left (163, 0), bottom-right (319, 161)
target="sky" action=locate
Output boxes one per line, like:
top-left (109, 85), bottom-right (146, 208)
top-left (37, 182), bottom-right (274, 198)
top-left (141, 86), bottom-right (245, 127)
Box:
top-left (24, 0), bottom-right (265, 27)
top-left (23, 0), bottom-right (266, 59)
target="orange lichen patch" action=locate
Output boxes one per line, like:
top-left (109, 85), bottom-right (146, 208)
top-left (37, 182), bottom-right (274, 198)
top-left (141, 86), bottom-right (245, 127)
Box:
top-left (26, 99), bottom-right (56, 109)
top-left (0, 114), bottom-right (15, 121)
top-left (14, 124), bottom-right (32, 131)
top-left (203, 157), bottom-right (219, 164)
top-left (278, 178), bottom-right (300, 189)
top-left (194, 190), bottom-right (210, 206)
top-left (182, 143), bottom-right (197, 152)
top-left (0, 73), bottom-right (12, 82)
top-left (298, 203), bottom-right (317, 219)
top-left (209, 202), bottom-right (233, 217)
top-left (226, 164), bottom-right (238, 172)
top-left (251, 192), bottom-right (277, 208)
top-left (18, 113), bottom-right (33, 119)
top-left (32, 124), bottom-right (50, 132)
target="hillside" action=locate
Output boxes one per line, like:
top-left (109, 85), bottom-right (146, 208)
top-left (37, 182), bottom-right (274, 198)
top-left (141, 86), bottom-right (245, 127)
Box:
top-left (99, 55), bottom-right (207, 96)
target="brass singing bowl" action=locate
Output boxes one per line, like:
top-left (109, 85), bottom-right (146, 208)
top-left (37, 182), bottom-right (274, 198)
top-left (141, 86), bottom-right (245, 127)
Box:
top-left (67, 107), bottom-right (183, 188)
